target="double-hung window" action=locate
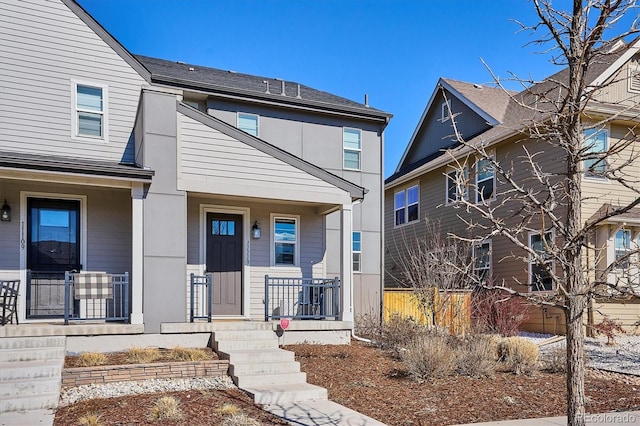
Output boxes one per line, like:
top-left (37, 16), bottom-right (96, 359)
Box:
top-left (473, 240), bottom-right (491, 282)
top-left (394, 184), bottom-right (419, 226)
top-left (614, 229), bottom-right (632, 269)
top-left (353, 232), bottom-right (361, 273)
top-left (441, 100), bottom-right (451, 122)
top-left (343, 128), bottom-right (362, 170)
top-left (583, 128), bottom-right (608, 178)
top-left (273, 216), bottom-right (298, 266)
top-left (75, 83), bottom-right (106, 139)
top-left (529, 231), bottom-right (554, 291)
top-left (238, 113), bottom-right (259, 136)
top-left (476, 155), bottom-right (495, 203)
top-left (446, 166), bottom-right (468, 204)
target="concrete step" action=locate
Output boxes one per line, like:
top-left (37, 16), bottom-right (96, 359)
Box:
top-left (210, 322), bottom-right (273, 331)
top-left (0, 360), bottom-right (62, 381)
top-left (0, 393), bottom-right (60, 413)
top-left (218, 348), bottom-right (295, 364)
top-left (0, 336), bottom-right (65, 351)
top-left (214, 338), bottom-right (279, 352)
top-left (0, 346), bottom-right (65, 363)
top-left (234, 371), bottom-right (307, 388)
top-left (243, 383), bottom-right (328, 405)
top-left (230, 360), bottom-right (301, 376)
top-left (0, 377), bottom-right (61, 398)
top-left (213, 330), bottom-right (277, 341)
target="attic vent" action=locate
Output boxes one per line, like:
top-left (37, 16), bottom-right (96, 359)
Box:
top-left (629, 63), bottom-right (640, 93)
top-left (263, 80), bottom-right (270, 94)
top-left (188, 67), bottom-right (195, 72)
top-left (473, 84), bottom-right (483, 89)
top-left (176, 61), bottom-right (185, 64)
top-left (228, 70), bottom-right (237, 74)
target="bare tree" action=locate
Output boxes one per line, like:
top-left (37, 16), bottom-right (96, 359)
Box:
top-left (388, 219), bottom-right (473, 331)
top-left (442, 1), bottom-right (639, 424)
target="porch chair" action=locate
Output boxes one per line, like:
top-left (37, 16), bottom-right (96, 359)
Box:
top-left (0, 279), bottom-right (20, 325)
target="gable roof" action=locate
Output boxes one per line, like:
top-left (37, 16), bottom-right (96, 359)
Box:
top-left (387, 38), bottom-right (640, 188)
top-left (177, 102), bottom-right (366, 200)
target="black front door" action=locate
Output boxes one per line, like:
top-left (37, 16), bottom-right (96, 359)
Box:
top-left (206, 213), bottom-right (242, 316)
top-left (26, 198), bottom-right (81, 318)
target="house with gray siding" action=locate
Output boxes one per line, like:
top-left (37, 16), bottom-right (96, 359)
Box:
top-left (385, 45), bottom-right (640, 333)
top-left (0, 0), bottom-right (390, 340)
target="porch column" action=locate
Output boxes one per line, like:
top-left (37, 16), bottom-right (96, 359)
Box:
top-left (340, 203), bottom-right (354, 323)
top-left (130, 183), bottom-right (144, 325)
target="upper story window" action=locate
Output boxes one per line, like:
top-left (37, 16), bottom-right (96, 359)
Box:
top-left (343, 128), bottom-right (362, 170)
top-left (446, 166), bottom-right (468, 204)
top-left (441, 100), bottom-right (451, 122)
top-left (273, 216), bottom-right (298, 266)
top-left (476, 154), bottom-right (495, 203)
top-left (394, 184), bottom-right (419, 226)
top-left (238, 113), bottom-right (259, 137)
top-left (74, 83), bottom-right (106, 139)
top-left (473, 240), bottom-right (491, 282)
top-left (583, 128), bottom-right (608, 179)
top-left (529, 231), bottom-right (554, 292)
top-left (353, 231), bottom-right (361, 273)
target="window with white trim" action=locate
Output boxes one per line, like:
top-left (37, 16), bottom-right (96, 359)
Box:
top-left (75, 83), bottom-right (105, 138)
top-left (476, 155), bottom-right (495, 203)
top-left (238, 113), bottom-right (259, 136)
top-left (614, 229), bottom-right (632, 269)
top-left (441, 100), bottom-right (451, 122)
top-left (446, 166), bottom-right (468, 204)
top-left (473, 240), bottom-right (491, 281)
top-left (273, 216), bottom-right (298, 266)
top-left (530, 231), bottom-right (554, 291)
top-left (394, 184), bottom-right (419, 226)
top-left (583, 128), bottom-right (608, 178)
top-left (343, 128), bottom-right (362, 170)
top-left (353, 231), bottom-right (361, 272)
top-left (628, 61), bottom-right (640, 93)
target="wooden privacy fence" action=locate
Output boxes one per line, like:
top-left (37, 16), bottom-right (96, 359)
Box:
top-left (383, 288), bottom-right (471, 334)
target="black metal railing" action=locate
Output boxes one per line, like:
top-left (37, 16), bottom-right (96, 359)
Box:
top-left (63, 272), bottom-right (129, 325)
top-left (264, 276), bottom-right (340, 321)
top-left (190, 273), bottom-right (212, 322)
top-left (26, 270), bottom-right (67, 319)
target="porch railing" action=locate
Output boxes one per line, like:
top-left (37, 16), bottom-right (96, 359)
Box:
top-left (190, 273), bottom-right (212, 322)
top-left (264, 275), bottom-right (340, 321)
top-left (63, 272), bottom-right (129, 325)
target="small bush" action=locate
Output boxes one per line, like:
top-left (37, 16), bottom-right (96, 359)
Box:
top-left (455, 335), bottom-right (498, 377)
top-left (77, 352), bottom-right (108, 367)
top-left (472, 288), bottom-right (529, 337)
top-left (499, 337), bottom-right (539, 375)
top-left (401, 334), bottom-right (456, 380)
top-left (169, 346), bottom-right (209, 361)
top-left (127, 347), bottom-right (161, 364)
top-left (221, 413), bottom-right (260, 426)
top-left (591, 317), bottom-right (626, 345)
top-left (215, 403), bottom-right (242, 416)
top-left (148, 396), bottom-right (182, 421)
top-left (78, 412), bottom-right (103, 426)
top-left (379, 313), bottom-right (424, 356)
top-left (543, 345), bottom-right (566, 373)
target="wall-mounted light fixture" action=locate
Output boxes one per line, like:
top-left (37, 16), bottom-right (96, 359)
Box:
top-left (252, 221), bottom-right (261, 239)
top-left (1, 200), bottom-right (11, 222)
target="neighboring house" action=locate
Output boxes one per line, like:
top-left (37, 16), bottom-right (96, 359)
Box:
top-left (385, 43), bottom-right (640, 333)
top-left (0, 0), bottom-right (391, 337)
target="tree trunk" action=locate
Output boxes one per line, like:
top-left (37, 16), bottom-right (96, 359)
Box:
top-left (566, 295), bottom-right (586, 426)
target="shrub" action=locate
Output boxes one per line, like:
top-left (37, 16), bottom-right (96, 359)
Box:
top-left (77, 352), bottom-right (108, 367)
top-left (401, 334), bottom-right (456, 380)
top-left (380, 314), bottom-right (424, 356)
top-left (472, 288), bottom-right (529, 337)
top-left (127, 347), bottom-right (161, 364)
top-left (221, 413), bottom-right (261, 426)
top-left (148, 396), bottom-right (182, 421)
top-left (169, 346), bottom-right (209, 361)
top-left (499, 337), bottom-right (539, 375)
top-left (543, 345), bottom-right (566, 373)
top-left (78, 412), bottom-right (103, 426)
top-left (455, 335), bottom-right (498, 377)
top-left (591, 317), bottom-right (626, 345)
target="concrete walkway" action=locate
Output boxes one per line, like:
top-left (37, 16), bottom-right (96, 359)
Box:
top-left (455, 410), bottom-right (640, 425)
top-left (265, 400), bottom-right (386, 425)
top-left (0, 409), bottom-right (54, 426)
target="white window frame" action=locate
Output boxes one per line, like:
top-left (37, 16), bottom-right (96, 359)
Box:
top-left (343, 127), bottom-right (362, 171)
top-left (394, 184), bottom-right (419, 227)
top-left (628, 64), bottom-right (640, 93)
top-left (352, 231), bottom-right (362, 273)
top-left (237, 112), bottom-right (259, 137)
top-left (583, 126), bottom-right (609, 180)
top-left (473, 240), bottom-right (491, 281)
top-left (441, 100), bottom-right (451, 122)
top-left (446, 166), bottom-right (468, 205)
top-left (271, 214), bottom-right (300, 267)
top-left (71, 81), bottom-right (108, 142)
top-left (614, 229), bottom-right (633, 269)
top-left (529, 230), bottom-right (554, 292)
top-left (475, 153), bottom-right (496, 204)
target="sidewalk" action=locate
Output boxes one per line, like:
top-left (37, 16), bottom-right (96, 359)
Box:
top-left (455, 410), bottom-right (640, 426)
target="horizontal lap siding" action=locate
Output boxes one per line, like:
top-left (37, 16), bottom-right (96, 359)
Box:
top-left (0, 0), bottom-right (145, 163)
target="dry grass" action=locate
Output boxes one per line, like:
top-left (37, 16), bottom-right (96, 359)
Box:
top-left (543, 345), bottom-right (567, 373)
top-left (127, 347), bottom-right (161, 364)
top-left (78, 412), bottom-right (103, 426)
top-left (455, 335), bottom-right (498, 377)
top-left (401, 334), bottom-right (456, 380)
top-left (169, 346), bottom-right (209, 361)
top-left (500, 337), bottom-right (540, 375)
top-left (215, 403), bottom-right (242, 416)
top-left (77, 352), bottom-right (108, 367)
top-left (147, 396), bottom-right (183, 421)
top-left (221, 413), bottom-right (261, 426)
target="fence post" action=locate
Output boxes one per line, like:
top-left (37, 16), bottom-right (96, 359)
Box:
top-left (64, 271), bottom-right (70, 325)
top-left (264, 275), bottom-right (269, 321)
top-left (189, 273), bottom-right (194, 323)
top-left (334, 277), bottom-right (340, 320)
top-left (206, 273), bottom-right (212, 322)
top-left (124, 272), bottom-right (130, 323)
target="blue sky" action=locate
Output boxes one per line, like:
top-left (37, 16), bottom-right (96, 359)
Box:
top-left (77, 0), bottom-right (617, 177)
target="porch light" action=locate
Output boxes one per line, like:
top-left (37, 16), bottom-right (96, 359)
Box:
top-left (0, 200), bottom-right (11, 222)
top-left (252, 221), bottom-right (261, 239)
